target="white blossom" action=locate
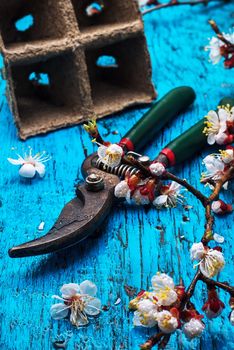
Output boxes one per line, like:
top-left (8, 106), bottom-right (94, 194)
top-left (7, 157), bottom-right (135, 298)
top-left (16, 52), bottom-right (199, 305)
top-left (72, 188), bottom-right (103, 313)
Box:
top-left (50, 281), bottom-right (101, 327)
top-left (149, 162), bottom-right (166, 176)
top-left (201, 154), bottom-right (225, 184)
top-left (133, 310), bottom-right (157, 328)
top-left (151, 273), bottom-right (178, 306)
top-left (153, 182), bottom-right (183, 208)
top-left (8, 149), bottom-right (50, 178)
top-left (98, 143), bottom-right (123, 167)
top-left (199, 249), bottom-right (225, 278)
top-left (190, 243), bottom-right (225, 278)
top-left (183, 318), bottom-right (205, 339)
top-left (203, 109), bottom-right (228, 145)
top-left (205, 33), bottom-right (234, 65)
top-left (157, 310), bottom-right (178, 334)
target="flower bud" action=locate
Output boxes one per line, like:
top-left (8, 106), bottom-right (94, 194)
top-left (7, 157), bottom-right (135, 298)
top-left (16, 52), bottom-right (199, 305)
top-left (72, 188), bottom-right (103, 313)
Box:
top-left (183, 318), bottom-right (205, 340)
top-left (212, 200), bottom-right (232, 215)
top-left (149, 162), bottom-right (166, 176)
top-left (202, 288), bottom-right (225, 319)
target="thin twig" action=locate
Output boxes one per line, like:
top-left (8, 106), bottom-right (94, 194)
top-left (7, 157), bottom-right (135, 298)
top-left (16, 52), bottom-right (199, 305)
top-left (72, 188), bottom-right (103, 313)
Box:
top-left (142, 0), bottom-right (223, 15)
top-left (208, 19), bottom-right (234, 48)
top-left (201, 276), bottom-right (234, 296)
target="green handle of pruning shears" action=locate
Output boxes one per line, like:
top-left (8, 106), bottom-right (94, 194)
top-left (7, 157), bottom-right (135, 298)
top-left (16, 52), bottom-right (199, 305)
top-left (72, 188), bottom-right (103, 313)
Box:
top-left (157, 97), bottom-right (234, 166)
top-left (119, 87), bottom-right (196, 153)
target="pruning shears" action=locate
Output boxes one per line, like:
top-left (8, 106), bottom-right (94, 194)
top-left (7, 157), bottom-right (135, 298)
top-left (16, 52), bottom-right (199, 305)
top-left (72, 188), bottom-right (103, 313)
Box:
top-left (9, 87), bottom-right (226, 258)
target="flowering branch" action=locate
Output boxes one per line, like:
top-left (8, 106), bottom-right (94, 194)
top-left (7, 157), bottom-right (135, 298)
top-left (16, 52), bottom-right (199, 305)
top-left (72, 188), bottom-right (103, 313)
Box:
top-left (84, 102), bottom-right (234, 348)
top-left (141, 0), bottom-right (226, 15)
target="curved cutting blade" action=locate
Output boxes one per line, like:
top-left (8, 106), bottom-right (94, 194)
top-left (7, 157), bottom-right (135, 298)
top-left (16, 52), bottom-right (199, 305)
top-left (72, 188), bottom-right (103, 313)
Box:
top-left (9, 166), bottom-right (120, 258)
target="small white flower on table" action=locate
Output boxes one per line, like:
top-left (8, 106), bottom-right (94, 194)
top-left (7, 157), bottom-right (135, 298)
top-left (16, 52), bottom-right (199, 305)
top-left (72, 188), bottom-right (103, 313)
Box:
top-left (50, 281), bottom-right (101, 328)
top-left (8, 149), bottom-right (51, 179)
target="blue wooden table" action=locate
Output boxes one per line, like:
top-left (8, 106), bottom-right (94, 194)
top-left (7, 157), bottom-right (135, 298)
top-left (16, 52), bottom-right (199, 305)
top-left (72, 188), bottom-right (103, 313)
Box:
top-left (0, 3), bottom-right (234, 349)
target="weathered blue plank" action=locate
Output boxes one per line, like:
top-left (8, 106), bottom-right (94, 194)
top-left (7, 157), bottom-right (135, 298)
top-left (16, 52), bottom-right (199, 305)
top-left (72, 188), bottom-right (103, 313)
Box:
top-left (0, 2), bottom-right (234, 350)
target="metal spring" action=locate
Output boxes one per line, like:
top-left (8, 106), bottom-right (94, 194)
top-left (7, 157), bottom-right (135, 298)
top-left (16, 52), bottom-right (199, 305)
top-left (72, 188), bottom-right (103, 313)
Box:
top-left (96, 158), bottom-right (139, 178)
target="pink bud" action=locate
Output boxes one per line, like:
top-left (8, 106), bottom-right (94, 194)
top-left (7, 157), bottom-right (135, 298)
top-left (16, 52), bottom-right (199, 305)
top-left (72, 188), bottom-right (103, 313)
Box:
top-left (202, 289), bottom-right (225, 319)
top-left (211, 200), bottom-right (232, 215)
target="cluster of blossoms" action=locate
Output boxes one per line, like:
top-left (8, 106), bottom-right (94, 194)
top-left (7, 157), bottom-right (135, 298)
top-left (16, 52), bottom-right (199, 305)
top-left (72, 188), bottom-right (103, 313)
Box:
top-left (50, 281), bottom-right (101, 328)
top-left (129, 273), bottom-right (205, 340)
top-left (115, 175), bottom-right (184, 208)
top-left (8, 148), bottom-right (51, 179)
top-left (96, 142), bottom-right (184, 208)
top-left (83, 119), bottom-right (234, 349)
top-left (203, 105), bottom-right (234, 145)
top-left (205, 30), bottom-right (234, 69)
top-left (129, 271), bottom-right (233, 346)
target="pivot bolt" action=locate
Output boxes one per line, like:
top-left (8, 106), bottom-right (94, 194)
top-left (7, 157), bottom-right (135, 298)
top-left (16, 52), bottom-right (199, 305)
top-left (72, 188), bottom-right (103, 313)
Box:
top-left (138, 155), bottom-right (150, 166)
top-left (85, 173), bottom-right (104, 192)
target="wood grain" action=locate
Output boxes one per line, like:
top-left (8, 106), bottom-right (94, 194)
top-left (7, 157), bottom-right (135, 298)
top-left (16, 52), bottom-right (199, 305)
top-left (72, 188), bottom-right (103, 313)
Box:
top-left (0, 2), bottom-right (233, 349)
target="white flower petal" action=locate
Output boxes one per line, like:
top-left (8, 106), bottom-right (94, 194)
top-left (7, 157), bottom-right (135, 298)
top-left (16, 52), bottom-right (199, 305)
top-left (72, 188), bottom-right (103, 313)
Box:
top-left (190, 242), bottom-right (205, 261)
top-left (7, 157), bottom-right (24, 165)
top-left (19, 164), bottom-right (36, 178)
top-left (60, 283), bottom-right (80, 298)
top-left (80, 280), bottom-right (97, 297)
top-left (223, 181), bottom-right (228, 190)
top-left (215, 132), bottom-right (227, 145)
top-left (207, 134), bottom-right (216, 145)
top-left (35, 162), bottom-right (46, 178)
top-left (153, 195), bottom-right (168, 207)
top-left (84, 297), bottom-right (101, 316)
top-left (151, 273), bottom-right (174, 289)
top-left (218, 109), bottom-right (229, 123)
top-left (97, 145), bottom-right (108, 159)
top-left (207, 110), bottom-right (219, 124)
top-left (169, 181), bottom-right (181, 192)
top-left (50, 303), bottom-right (69, 320)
